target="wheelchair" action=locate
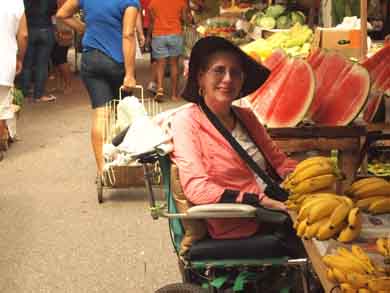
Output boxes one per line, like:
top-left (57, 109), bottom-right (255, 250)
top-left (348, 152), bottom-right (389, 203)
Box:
top-left (138, 151), bottom-right (312, 293)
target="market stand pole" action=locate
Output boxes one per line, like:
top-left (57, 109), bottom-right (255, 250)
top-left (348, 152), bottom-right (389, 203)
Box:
top-left (361, 0), bottom-right (368, 58)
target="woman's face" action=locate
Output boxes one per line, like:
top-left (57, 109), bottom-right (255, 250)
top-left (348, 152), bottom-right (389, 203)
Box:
top-left (198, 51), bottom-right (244, 104)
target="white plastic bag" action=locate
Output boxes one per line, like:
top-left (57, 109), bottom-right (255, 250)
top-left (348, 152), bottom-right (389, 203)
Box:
top-left (116, 96), bottom-right (147, 132)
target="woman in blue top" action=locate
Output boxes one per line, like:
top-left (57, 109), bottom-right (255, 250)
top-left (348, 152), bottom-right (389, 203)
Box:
top-left (57, 0), bottom-right (140, 176)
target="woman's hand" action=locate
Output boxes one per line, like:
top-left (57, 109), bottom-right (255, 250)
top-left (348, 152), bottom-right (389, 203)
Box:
top-left (261, 196), bottom-right (287, 211)
top-left (122, 74), bottom-right (136, 90)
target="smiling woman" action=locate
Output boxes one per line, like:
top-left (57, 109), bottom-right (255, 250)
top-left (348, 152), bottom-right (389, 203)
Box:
top-left (168, 36), bottom-right (304, 257)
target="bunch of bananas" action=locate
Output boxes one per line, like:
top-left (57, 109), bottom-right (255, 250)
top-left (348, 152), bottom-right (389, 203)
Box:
top-left (282, 156), bottom-right (341, 196)
top-left (291, 193), bottom-right (362, 242)
top-left (347, 177), bottom-right (390, 215)
top-left (324, 245), bottom-right (390, 292)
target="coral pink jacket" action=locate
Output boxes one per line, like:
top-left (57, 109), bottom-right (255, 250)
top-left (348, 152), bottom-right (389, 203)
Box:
top-left (170, 104), bottom-right (297, 239)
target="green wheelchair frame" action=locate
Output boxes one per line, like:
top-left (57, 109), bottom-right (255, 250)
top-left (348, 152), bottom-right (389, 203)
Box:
top-left (139, 152), bottom-right (311, 293)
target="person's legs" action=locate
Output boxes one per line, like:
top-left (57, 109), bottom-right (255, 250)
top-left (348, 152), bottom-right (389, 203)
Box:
top-left (81, 49), bottom-right (125, 175)
top-left (0, 86), bottom-right (13, 153)
top-left (151, 36), bottom-right (170, 101)
top-left (34, 27), bottom-right (56, 101)
top-left (166, 34), bottom-right (184, 100)
top-left (54, 46), bottom-right (72, 94)
top-left (21, 30), bottom-right (37, 99)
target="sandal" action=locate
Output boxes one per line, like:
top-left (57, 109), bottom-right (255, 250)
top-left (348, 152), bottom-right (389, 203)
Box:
top-left (36, 95), bottom-right (56, 102)
top-left (154, 88), bottom-right (164, 102)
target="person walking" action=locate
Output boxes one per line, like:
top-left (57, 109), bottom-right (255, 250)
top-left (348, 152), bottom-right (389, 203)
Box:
top-left (21, 0), bottom-right (58, 103)
top-left (147, 0), bottom-right (190, 101)
top-left (51, 0), bottom-right (74, 94)
top-left (0, 1), bottom-right (28, 161)
top-left (57, 0), bottom-right (140, 176)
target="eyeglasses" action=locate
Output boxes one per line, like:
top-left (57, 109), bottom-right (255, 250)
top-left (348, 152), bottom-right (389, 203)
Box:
top-left (207, 66), bottom-right (244, 81)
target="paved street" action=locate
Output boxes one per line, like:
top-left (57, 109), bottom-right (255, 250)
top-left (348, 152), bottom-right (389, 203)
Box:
top-left (0, 54), bottom-right (185, 292)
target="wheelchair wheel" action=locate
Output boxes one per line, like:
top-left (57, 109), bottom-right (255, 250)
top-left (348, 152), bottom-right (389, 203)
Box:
top-left (155, 283), bottom-right (206, 293)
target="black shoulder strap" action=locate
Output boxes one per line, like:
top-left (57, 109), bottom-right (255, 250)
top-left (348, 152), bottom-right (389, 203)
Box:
top-left (198, 98), bottom-right (289, 201)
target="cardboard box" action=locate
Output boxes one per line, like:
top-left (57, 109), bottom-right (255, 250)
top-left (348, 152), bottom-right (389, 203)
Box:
top-left (315, 28), bottom-right (362, 59)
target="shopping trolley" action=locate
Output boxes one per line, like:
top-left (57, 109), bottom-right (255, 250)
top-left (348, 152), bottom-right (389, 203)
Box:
top-left (96, 85), bottom-right (162, 203)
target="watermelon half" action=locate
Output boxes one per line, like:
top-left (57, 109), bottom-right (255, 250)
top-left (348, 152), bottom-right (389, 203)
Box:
top-left (307, 50), bottom-right (370, 126)
top-left (248, 55), bottom-right (315, 127)
top-left (263, 49), bottom-right (288, 71)
top-left (363, 92), bottom-right (384, 123)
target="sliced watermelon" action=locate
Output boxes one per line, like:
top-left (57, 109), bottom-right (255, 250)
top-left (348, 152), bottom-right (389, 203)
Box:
top-left (307, 49), bottom-right (326, 71)
top-left (307, 51), bottom-right (352, 118)
top-left (311, 63), bottom-right (370, 126)
top-left (361, 45), bottom-right (390, 72)
top-left (263, 49), bottom-right (288, 71)
top-left (363, 92), bottom-right (384, 123)
top-left (249, 57), bottom-right (315, 127)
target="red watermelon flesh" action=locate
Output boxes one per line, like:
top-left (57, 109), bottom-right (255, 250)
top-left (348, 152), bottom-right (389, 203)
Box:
top-left (361, 44), bottom-right (390, 72)
top-left (249, 58), bottom-right (315, 127)
top-left (372, 59), bottom-right (390, 92)
top-left (307, 52), bottom-right (352, 118)
top-left (263, 49), bottom-right (288, 71)
top-left (266, 59), bottom-right (315, 127)
top-left (307, 49), bottom-right (326, 70)
top-left (312, 63), bottom-right (370, 126)
top-left (248, 58), bottom-right (293, 124)
top-left (363, 92), bottom-right (384, 123)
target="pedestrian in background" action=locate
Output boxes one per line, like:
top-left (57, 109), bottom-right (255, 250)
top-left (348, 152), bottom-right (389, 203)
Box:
top-left (57, 0), bottom-right (140, 177)
top-left (147, 0), bottom-right (190, 101)
top-left (21, 0), bottom-right (57, 103)
top-left (51, 0), bottom-right (74, 95)
top-left (0, 1), bottom-right (28, 161)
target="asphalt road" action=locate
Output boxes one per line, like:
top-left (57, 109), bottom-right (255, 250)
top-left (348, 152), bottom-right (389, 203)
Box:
top-left (0, 54), bottom-right (185, 293)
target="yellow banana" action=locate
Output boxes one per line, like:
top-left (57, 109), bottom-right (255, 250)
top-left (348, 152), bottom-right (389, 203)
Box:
top-left (297, 196), bottom-right (335, 221)
top-left (340, 283), bottom-right (357, 292)
top-left (326, 268), bottom-right (337, 283)
top-left (368, 198), bottom-right (390, 214)
top-left (316, 220), bottom-right (347, 241)
top-left (376, 238), bottom-right (390, 257)
top-left (289, 162), bottom-right (336, 186)
top-left (292, 156), bottom-right (333, 175)
top-left (338, 220), bottom-right (362, 243)
top-left (356, 196), bottom-right (388, 210)
top-left (351, 245), bottom-right (376, 273)
top-left (333, 267), bottom-right (347, 283)
top-left (357, 289), bottom-right (372, 293)
top-left (348, 207), bottom-right (361, 229)
top-left (346, 272), bottom-right (371, 289)
top-left (347, 177), bottom-right (389, 195)
top-left (340, 195), bottom-right (354, 208)
top-left (323, 255), bottom-right (367, 274)
top-left (352, 180), bottom-right (390, 199)
top-left (307, 198), bottom-right (341, 224)
top-left (329, 202), bottom-right (352, 229)
top-left (303, 217), bottom-right (328, 240)
top-left (368, 277), bottom-right (390, 291)
top-left (336, 247), bottom-right (373, 274)
top-left (296, 218), bottom-right (308, 237)
top-left (290, 174), bottom-right (338, 195)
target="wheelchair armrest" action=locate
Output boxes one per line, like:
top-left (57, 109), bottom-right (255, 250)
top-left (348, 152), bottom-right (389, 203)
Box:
top-left (186, 203), bottom-right (257, 219)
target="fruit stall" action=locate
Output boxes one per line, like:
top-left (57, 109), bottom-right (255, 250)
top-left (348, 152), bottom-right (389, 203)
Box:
top-left (190, 1), bottom-right (390, 292)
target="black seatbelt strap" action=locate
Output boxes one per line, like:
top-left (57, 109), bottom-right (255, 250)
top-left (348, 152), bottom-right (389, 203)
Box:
top-left (198, 98), bottom-right (289, 201)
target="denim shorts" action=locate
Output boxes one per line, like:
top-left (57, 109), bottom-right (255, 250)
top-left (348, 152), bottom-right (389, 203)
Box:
top-left (81, 49), bottom-right (125, 108)
top-left (151, 34), bottom-right (183, 59)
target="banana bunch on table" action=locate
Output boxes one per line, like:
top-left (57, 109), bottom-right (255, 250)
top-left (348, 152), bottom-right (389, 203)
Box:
top-left (347, 177), bottom-right (390, 215)
top-left (324, 245), bottom-right (390, 292)
top-left (282, 156), bottom-right (341, 196)
top-left (291, 192), bottom-right (362, 242)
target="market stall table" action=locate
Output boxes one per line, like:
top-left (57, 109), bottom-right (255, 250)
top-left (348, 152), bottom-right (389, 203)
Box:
top-left (268, 124), bottom-right (367, 192)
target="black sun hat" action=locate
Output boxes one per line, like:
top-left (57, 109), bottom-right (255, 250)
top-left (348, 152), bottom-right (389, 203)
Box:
top-left (181, 36), bottom-right (270, 103)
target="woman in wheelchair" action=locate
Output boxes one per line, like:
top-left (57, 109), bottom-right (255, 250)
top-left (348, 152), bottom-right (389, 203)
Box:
top-left (170, 36), bottom-right (305, 260)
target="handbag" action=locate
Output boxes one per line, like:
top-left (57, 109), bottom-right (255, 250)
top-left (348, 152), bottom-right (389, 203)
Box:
top-left (198, 99), bottom-right (290, 202)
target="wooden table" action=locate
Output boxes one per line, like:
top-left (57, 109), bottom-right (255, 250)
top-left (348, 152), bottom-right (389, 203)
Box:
top-left (268, 125), bottom-right (367, 193)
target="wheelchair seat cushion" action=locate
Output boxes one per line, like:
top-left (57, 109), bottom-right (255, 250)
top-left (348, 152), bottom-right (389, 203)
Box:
top-left (171, 164), bottom-right (208, 255)
top-left (187, 233), bottom-right (288, 260)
